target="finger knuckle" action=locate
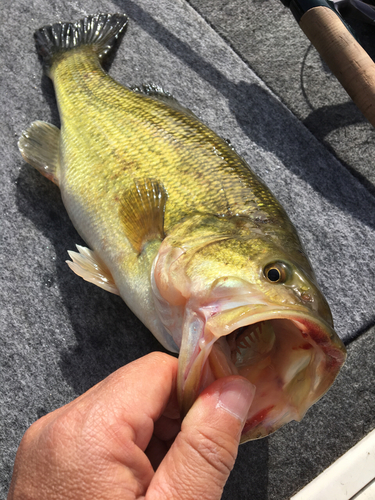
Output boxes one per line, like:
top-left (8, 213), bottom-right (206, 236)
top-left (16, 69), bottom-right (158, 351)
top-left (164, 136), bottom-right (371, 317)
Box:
top-left (18, 413), bottom-right (54, 452)
top-left (184, 428), bottom-right (238, 477)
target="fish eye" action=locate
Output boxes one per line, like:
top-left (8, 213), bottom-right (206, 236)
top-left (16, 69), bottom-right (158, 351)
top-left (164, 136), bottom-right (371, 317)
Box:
top-left (264, 262), bottom-right (289, 283)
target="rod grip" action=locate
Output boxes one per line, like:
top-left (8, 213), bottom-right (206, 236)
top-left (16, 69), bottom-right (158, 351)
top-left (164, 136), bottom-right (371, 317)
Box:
top-left (299, 6), bottom-right (375, 127)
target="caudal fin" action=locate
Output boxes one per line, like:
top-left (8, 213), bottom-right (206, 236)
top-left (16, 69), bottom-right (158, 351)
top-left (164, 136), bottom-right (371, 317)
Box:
top-left (34, 13), bottom-right (128, 74)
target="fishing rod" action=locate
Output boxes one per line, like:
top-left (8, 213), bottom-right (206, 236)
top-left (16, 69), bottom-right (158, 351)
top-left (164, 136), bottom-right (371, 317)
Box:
top-left (281, 0), bottom-right (375, 128)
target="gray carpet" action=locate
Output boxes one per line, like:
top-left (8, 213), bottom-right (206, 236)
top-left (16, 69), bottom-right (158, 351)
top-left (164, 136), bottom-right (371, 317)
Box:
top-left (1, 0), bottom-right (375, 498)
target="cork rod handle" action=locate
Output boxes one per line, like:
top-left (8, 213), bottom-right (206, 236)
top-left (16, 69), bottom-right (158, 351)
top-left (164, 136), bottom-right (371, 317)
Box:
top-left (299, 6), bottom-right (375, 127)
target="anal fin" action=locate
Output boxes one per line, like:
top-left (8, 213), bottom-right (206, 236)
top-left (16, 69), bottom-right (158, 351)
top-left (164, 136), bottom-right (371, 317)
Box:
top-left (120, 178), bottom-right (167, 254)
top-left (66, 245), bottom-right (120, 295)
top-left (18, 120), bottom-right (60, 185)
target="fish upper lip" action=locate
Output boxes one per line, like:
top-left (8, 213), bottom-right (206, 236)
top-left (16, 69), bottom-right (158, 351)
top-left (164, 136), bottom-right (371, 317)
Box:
top-left (205, 302), bottom-right (335, 340)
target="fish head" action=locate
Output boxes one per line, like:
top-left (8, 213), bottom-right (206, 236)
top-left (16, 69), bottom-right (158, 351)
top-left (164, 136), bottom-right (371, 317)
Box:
top-left (152, 230), bottom-right (346, 442)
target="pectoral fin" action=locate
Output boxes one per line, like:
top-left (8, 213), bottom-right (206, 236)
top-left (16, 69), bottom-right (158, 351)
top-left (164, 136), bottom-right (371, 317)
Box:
top-left (66, 245), bottom-right (120, 295)
top-left (119, 178), bottom-right (167, 254)
top-left (18, 120), bottom-right (60, 185)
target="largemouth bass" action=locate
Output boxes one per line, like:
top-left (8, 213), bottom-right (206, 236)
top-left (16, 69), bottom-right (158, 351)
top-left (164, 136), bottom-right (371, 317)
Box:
top-left (19, 13), bottom-right (346, 441)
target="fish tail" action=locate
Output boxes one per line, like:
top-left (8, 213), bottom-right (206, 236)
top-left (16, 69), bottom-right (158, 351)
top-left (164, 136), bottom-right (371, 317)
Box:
top-left (34, 13), bottom-right (128, 75)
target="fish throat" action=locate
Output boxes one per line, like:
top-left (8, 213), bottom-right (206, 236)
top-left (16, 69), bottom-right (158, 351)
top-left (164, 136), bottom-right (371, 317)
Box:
top-left (230, 321), bottom-right (276, 368)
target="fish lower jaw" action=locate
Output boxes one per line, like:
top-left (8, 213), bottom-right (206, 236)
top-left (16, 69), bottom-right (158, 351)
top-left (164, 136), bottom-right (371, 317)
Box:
top-left (182, 312), bottom-right (346, 442)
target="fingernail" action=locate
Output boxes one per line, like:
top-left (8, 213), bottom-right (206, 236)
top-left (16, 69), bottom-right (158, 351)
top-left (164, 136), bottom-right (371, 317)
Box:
top-left (216, 379), bottom-right (256, 423)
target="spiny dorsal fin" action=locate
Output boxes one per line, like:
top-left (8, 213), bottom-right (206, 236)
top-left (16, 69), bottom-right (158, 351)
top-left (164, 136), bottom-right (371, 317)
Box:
top-left (120, 178), bottom-right (168, 254)
top-left (34, 14), bottom-right (128, 74)
top-left (131, 84), bottom-right (198, 119)
top-left (18, 120), bottom-right (60, 185)
top-left (66, 245), bottom-right (120, 295)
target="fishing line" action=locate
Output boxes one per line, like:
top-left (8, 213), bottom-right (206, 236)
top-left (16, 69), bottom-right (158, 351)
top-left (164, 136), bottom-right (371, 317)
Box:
top-left (300, 43), bottom-right (315, 112)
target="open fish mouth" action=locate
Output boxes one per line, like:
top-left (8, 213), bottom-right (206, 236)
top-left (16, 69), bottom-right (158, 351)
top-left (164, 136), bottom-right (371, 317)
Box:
top-left (178, 307), bottom-right (346, 442)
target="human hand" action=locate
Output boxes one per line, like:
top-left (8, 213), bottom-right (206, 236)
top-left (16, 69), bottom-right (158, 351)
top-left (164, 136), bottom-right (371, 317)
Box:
top-left (8, 352), bottom-right (255, 500)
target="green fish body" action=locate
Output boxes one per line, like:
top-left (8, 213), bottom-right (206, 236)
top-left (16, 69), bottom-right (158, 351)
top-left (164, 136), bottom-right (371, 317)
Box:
top-left (19, 14), bottom-right (346, 441)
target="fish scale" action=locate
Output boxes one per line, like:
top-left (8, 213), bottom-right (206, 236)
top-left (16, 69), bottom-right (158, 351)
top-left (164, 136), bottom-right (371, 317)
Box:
top-left (54, 48), bottom-right (285, 239)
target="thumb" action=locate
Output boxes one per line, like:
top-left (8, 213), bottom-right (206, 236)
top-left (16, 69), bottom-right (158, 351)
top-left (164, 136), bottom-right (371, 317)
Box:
top-left (147, 376), bottom-right (255, 500)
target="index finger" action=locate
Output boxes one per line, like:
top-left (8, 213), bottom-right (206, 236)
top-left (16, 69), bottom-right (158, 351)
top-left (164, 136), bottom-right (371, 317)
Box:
top-left (40, 351), bottom-right (179, 452)
top-left (90, 352), bottom-right (179, 448)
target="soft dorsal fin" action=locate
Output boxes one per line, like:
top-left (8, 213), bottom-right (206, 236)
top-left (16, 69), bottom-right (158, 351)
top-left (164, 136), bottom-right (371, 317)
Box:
top-left (131, 84), bottom-right (198, 119)
top-left (18, 120), bottom-right (60, 185)
top-left (119, 178), bottom-right (168, 254)
top-left (66, 245), bottom-right (120, 295)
